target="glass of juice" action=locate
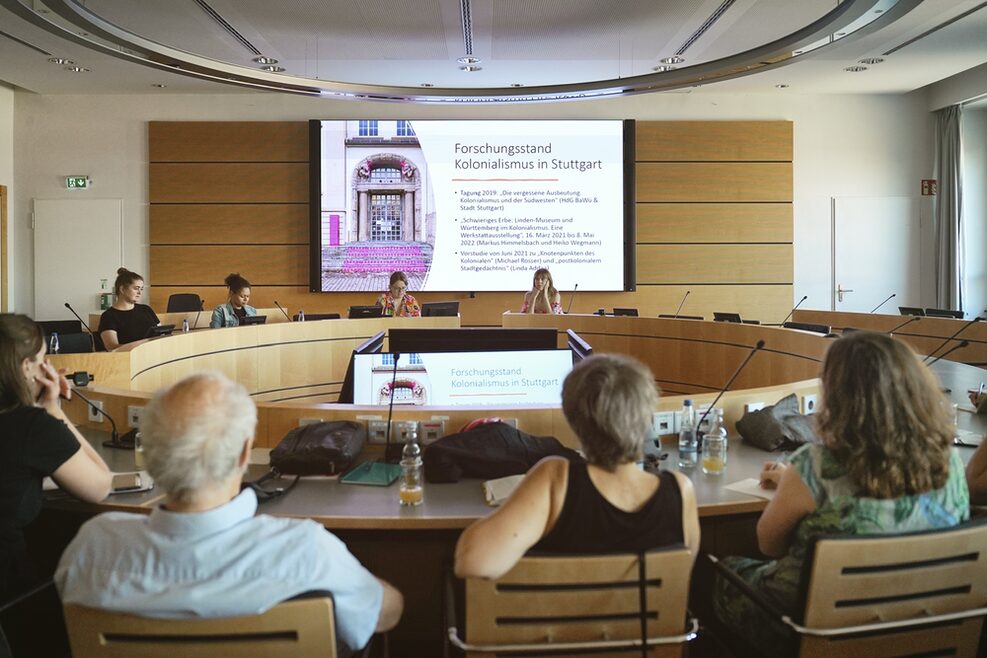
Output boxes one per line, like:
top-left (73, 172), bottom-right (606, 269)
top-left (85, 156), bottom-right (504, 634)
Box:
top-left (702, 435), bottom-right (727, 475)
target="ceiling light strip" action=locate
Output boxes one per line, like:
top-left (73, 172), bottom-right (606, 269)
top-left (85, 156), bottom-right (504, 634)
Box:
top-left (460, 0), bottom-right (474, 55)
top-left (0, 28), bottom-right (53, 55)
top-left (676, 0), bottom-right (737, 56)
top-left (882, 0), bottom-right (987, 55)
top-left (191, 0), bottom-right (261, 56)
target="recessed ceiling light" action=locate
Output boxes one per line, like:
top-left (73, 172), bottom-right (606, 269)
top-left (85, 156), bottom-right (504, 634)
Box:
top-left (253, 56), bottom-right (278, 65)
top-left (48, 57), bottom-right (74, 65)
top-left (64, 66), bottom-right (90, 72)
top-left (775, 84), bottom-right (789, 88)
top-left (152, 83), bottom-right (167, 88)
top-left (260, 65), bottom-right (285, 72)
top-left (844, 65), bottom-right (868, 72)
top-left (459, 65), bottom-right (482, 72)
top-left (653, 65), bottom-right (677, 72)
top-left (859, 57), bottom-right (885, 65)
top-left (660, 56), bottom-right (685, 65)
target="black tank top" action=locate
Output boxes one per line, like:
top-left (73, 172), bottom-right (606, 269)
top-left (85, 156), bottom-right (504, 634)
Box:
top-left (532, 462), bottom-right (684, 554)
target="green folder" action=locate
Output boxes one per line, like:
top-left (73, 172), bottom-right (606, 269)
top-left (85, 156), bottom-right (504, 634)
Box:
top-left (340, 461), bottom-right (401, 487)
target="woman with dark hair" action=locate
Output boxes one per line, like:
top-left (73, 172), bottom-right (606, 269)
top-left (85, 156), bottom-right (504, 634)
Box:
top-left (0, 314), bottom-right (112, 600)
top-left (454, 353), bottom-right (700, 579)
top-left (97, 268), bottom-right (159, 350)
top-left (520, 268), bottom-right (562, 314)
top-left (376, 271), bottom-right (420, 318)
top-left (713, 331), bottom-right (970, 655)
top-left (210, 273), bottom-right (257, 328)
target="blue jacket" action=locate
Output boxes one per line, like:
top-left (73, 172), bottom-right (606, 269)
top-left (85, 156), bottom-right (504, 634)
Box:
top-left (210, 302), bottom-right (257, 328)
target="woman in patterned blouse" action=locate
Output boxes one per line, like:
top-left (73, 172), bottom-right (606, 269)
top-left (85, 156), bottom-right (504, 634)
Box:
top-left (520, 268), bottom-right (562, 314)
top-left (376, 271), bottom-right (420, 318)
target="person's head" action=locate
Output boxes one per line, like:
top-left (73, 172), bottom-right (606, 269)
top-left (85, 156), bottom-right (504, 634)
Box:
top-left (140, 371), bottom-right (257, 505)
top-left (224, 273), bottom-right (251, 308)
top-left (562, 353), bottom-right (659, 471)
top-left (113, 268), bottom-right (144, 303)
top-left (817, 331), bottom-right (953, 498)
top-left (533, 268), bottom-right (557, 296)
top-left (0, 314), bottom-right (46, 412)
top-left (389, 271), bottom-right (409, 298)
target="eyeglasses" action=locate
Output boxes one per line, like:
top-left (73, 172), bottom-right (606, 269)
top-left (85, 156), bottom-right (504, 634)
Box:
top-left (390, 285), bottom-right (407, 293)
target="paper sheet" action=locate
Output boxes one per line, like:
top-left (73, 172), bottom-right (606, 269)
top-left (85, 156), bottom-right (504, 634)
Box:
top-left (725, 478), bottom-right (776, 501)
top-left (482, 474), bottom-right (525, 506)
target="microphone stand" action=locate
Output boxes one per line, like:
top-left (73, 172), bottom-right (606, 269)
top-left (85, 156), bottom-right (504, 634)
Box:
top-left (63, 302), bottom-right (97, 352)
top-left (870, 293), bottom-right (896, 314)
top-left (926, 340), bottom-right (969, 367)
top-left (922, 317), bottom-right (982, 363)
top-left (672, 291), bottom-right (690, 318)
top-left (274, 300), bottom-right (292, 322)
top-left (72, 388), bottom-right (132, 449)
top-left (696, 340), bottom-right (766, 431)
top-left (565, 284), bottom-right (579, 314)
top-left (781, 296), bottom-right (808, 326)
top-left (887, 316), bottom-right (920, 336)
top-left (383, 353), bottom-right (402, 463)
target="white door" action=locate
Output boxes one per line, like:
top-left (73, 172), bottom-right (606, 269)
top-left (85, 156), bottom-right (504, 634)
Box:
top-left (33, 198), bottom-right (123, 321)
top-left (833, 197), bottom-right (921, 313)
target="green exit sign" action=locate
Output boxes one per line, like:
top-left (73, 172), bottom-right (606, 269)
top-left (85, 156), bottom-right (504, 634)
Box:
top-left (65, 176), bottom-right (90, 189)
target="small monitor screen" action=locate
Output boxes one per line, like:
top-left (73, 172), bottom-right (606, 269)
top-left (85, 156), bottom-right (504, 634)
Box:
top-left (349, 305), bottom-right (384, 319)
top-left (240, 315), bottom-right (267, 326)
top-left (352, 350), bottom-right (572, 406)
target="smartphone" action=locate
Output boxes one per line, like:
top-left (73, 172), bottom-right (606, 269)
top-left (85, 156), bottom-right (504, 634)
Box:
top-left (111, 473), bottom-right (143, 492)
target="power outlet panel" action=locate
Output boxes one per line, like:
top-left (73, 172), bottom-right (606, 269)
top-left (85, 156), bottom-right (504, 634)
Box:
top-left (367, 420), bottom-right (388, 444)
top-left (420, 420), bottom-right (445, 444)
top-left (653, 412), bottom-right (675, 436)
top-left (87, 399), bottom-right (105, 423)
top-left (393, 420), bottom-right (418, 443)
top-left (127, 405), bottom-right (143, 429)
top-left (802, 394), bottom-right (818, 415)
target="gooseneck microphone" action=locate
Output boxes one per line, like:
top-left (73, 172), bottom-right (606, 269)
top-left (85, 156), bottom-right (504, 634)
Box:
top-left (384, 353), bottom-right (402, 463)
top-left (71, 388), bottom-right (131, 449)
top-left (887, 315), bottom-right (921, 336)
top-left (274, 301), bottom-right (292, 322)
top-left (696, 340), bottom-right (766, 431)
top-left (673, 291), bottom-right (691, 318)
top-left (870, 293), bottom-right (896, 314)
top-left (922, 317), bottom-right (983, 363)
top-left (565, 284), bottom-right (579, 314)
top-left (781, 296), bottom-right (808, 325)
top-left (926, 340), bottom-right (969, 367)
top-left (64, 302), bottom-right (97, 352)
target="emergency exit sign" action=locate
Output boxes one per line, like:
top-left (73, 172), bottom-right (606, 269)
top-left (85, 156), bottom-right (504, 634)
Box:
top-left (65, 176), bottom-right (90, 189)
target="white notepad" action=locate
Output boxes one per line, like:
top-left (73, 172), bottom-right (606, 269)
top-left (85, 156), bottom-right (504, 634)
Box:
top-left (725, 478), bottom-right (776, 501)
top-left (482, 474), bottom-right (525, 506)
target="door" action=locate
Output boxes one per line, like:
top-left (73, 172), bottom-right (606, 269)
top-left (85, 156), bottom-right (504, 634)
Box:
top-left (833, 197), bottom-right (921, 313)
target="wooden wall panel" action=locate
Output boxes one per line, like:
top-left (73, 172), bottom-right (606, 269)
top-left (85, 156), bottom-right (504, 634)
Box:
top-left (636, 204), bottom-right (792, 243)
top-left (150, 245), bottom-right (308, 285)
top-left (149, 163), bottom-right (308, 203)
top-left (636, 245), bottom-right (792, 284)
top-left (636, 163), bottom-right (792, 202)
top-left (150, 205), bottom-right (308, 244)
top-left (149, 122), bottom-right (309, 162)
top-left (635, 121), bottom-right (792, 162)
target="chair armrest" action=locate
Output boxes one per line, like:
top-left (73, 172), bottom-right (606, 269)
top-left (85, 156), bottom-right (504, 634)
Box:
top-left (707, 555), bottom-right (788, 622)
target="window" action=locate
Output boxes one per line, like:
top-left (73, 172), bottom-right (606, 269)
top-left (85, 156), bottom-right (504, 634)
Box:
top-left (370, 166), bottom-right (401, 184)
top-left (397, 120), bottom-right (416, 137)
top-left (370, 193), bottom-right (402, 241)
top-left (358, 120), bottom-right (379, 137)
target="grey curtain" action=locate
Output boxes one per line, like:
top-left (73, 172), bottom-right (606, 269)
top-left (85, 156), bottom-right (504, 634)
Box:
top-left (933, 104), bottom-right (963, 310)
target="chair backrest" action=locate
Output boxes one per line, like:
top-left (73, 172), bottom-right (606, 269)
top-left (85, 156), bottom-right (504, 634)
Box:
top-left (63, 597), bottom-right (337, 658)
top-left (56, 332), bottom-right (95, 353)
top-left (166, 293), bottom-right (202, 313)
top-left (797, 520), bottom-right (987, 658)
top-left (465, 547), bottom-right (693, 657)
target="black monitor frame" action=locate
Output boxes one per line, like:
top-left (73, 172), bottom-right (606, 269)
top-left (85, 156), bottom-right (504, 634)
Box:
top-left (337, 330), bottom-right (386, 403)
top-left (421, 301), bottom-right (460, 317)
top-left (388, 328), bottom-right (557, 353)
top-left (612, 308), bottom-right (639, 317)
top-left (924, 308), bottom-right (964, 319)
top-left (566, 329), bottom-right (593, 364)
top-left (783, 321), bottom-right (831, 335)
top-left (147, 324), bottom-right (175, 337)
top-left (348, 305), bottom-right (385, 319)
top-left (898, 306), bottom-right (925, 316)
top-left (713, 312), bottom-right (743, 323)
top-left (658, 314), bottom-right (705, 321)
top-left (240, 315), bottom-right (267, 326)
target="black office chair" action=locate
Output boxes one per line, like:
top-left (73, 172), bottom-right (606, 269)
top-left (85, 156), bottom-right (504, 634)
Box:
top-left (57, 332), bottom-right (96, 353)
top-left (166, 294), bottom-right (203, 313)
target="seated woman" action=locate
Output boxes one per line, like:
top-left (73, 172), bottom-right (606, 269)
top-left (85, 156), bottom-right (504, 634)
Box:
top-left (713, 331), bottom-right (970, 656)
top-left (376, 272), bottom-right (420, 318)
top-left (966, 440), bottom-right (987, 506)
top-left (0, 314), bottom-right (112, 601)
top-left (454, 353), bottom-right (700, 580)
top-left (97, 268), bottom-right (160, 351)
top-left (969, 389), bottom-right (987, 414)
top-left (520, 268), bottom-right (562, 315)
top-left (210, 273), bottom-right (257, 328)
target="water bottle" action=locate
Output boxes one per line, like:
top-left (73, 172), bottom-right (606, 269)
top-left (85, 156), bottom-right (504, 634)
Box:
top-left (49, 332), bottom-right (60, 355)
top-left (677, 399), bottom-right (697, 469)
top-left (182, 318), bottom-right (190, 333)
top-left (297, 310), bottom-right (305, 322)
top-left (702, 409), bottom-right (728, 475)
top-left (399, 425), bottom-right (423, 506)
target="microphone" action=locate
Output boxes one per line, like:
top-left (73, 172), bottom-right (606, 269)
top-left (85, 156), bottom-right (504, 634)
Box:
top-left (192, 300), bottom-right (204, 330)
top-left (383, 352), bottom-right (402, 463)
top-left (71, 388), bottom-right (132, 449)
top-left (870, 293), bottom-right (896, 314)
top-left (888, 316), bottom-right (920, 336)
top-left (274, 300), bottom-right (292, 322)
top-left (781, 296), bottom-right (808, 325)
top-left (565, 284), bottom-right (579, 314)
top-left (926, 340), bottom-right (969, 367)
top-left (696, 340), bottom-right (766, 431)
top-left (922, 317), bottom-right (983, 363)
top-left (672, 291), bottom-right (690, 318)
top-left (64, 302), bottom-right (97, 352)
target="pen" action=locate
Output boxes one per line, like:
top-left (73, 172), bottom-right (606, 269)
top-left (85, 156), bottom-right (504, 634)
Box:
top-left (979, 382), bottom-right (984, 396)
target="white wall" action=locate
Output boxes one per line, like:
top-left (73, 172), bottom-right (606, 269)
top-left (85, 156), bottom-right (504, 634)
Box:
top-left (962, 106), bottom-right (987, 317)
top-left (11, 89), bottom-right (936, 316)
top-left (0, 85), bottom-right (13, 311)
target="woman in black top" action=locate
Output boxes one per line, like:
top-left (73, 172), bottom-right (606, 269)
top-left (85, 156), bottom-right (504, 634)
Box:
top-left (454, 354), bottom-right (700, 579)
top-left (0, 314), bottom-right (112, 600)
top-left (97, 268), bottom-right (159, 350)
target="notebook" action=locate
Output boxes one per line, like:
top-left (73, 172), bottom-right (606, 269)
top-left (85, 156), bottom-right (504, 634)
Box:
top-left (340, 461), bottom-right (401, 486)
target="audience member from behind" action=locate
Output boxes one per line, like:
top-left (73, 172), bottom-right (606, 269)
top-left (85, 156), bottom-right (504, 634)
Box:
top-left (455, 353), bottom-right (699, 580)
top-left (55, 371), bottom-right (402, 652)
top-left (520, 268), bottom-right (562, 314)
top-left (713, 331), bottom-right (969, 656)
top-left (376, 271), bottom-right (420, 318)
top-left (210, 273), bottom-right (257, 328)
top-left (97, 268), bottom-right (159, 350)
top-left (0, 314), bottom-right (111, 600)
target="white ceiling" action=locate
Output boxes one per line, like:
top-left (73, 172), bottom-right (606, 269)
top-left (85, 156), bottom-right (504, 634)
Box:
top-left (0, 0), bottom-right (985, 101)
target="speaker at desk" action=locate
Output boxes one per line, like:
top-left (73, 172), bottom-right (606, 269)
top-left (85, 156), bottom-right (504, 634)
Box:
top-left (240, 315), bottom-right (267, 326)
top-left (421, 301), bottom-right (460, 317)
top-left (348, 305), bottom-right (384, 319)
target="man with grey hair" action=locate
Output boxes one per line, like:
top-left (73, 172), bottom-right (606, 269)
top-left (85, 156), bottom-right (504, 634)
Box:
top-left (55, 371), bottom-right (403, 653)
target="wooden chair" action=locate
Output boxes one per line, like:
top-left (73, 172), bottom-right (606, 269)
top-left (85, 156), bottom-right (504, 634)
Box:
top-left (446, 547), bottom-right (697, 657)
top-left (63, 596), bottom-right (339, 658)
top-left (710, 518), bottom-right (987, 658)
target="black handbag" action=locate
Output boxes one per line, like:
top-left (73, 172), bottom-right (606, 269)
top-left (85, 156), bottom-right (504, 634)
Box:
top-left (270, 420), bottom-right (367, 476)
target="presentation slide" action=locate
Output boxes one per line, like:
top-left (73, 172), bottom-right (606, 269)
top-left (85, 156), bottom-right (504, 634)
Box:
top-left (314, 120), bottom-right (627, 293)
top-left (352, 350), bottom-right (573, 406)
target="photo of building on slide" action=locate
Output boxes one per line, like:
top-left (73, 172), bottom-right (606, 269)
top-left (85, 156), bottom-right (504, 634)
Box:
top-left (318, 120), bottom-right (436, 292)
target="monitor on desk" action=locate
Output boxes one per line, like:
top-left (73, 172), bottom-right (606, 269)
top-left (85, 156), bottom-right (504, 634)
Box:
top-left (336, 331), bottom-right (386, 404)
top-left (349, 305), bottom-right (384, 319)
top-left (147, 324), bottom-right (175, 337)
top-left (421, 301), bottom-right (460, 317)
top-left (713, 312), bottom-right (743, 323)
top-left (240, 315), bottom-right (267, 326)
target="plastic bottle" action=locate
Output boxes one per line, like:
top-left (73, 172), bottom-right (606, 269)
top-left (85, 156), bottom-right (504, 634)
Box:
top-left (49, 332), bottom-right (60, 355)
top-left (677, 399), bottom-right (697, 469)
top-left (297, 310), bottom-right (305, 322)
top-left (182, 318), bottom-right (190, 333)
top-left (702, 409), bottom-right (728, 475)
top-left (399, 425), bottom-right (423, 506)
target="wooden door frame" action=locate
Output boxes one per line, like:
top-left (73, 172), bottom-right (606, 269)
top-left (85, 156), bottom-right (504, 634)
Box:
top-left (1, 184), bottom-right (7, 311)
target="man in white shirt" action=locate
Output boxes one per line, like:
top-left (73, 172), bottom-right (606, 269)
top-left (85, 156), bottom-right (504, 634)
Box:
top-left (55, 371), bottom-right (403, 652)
